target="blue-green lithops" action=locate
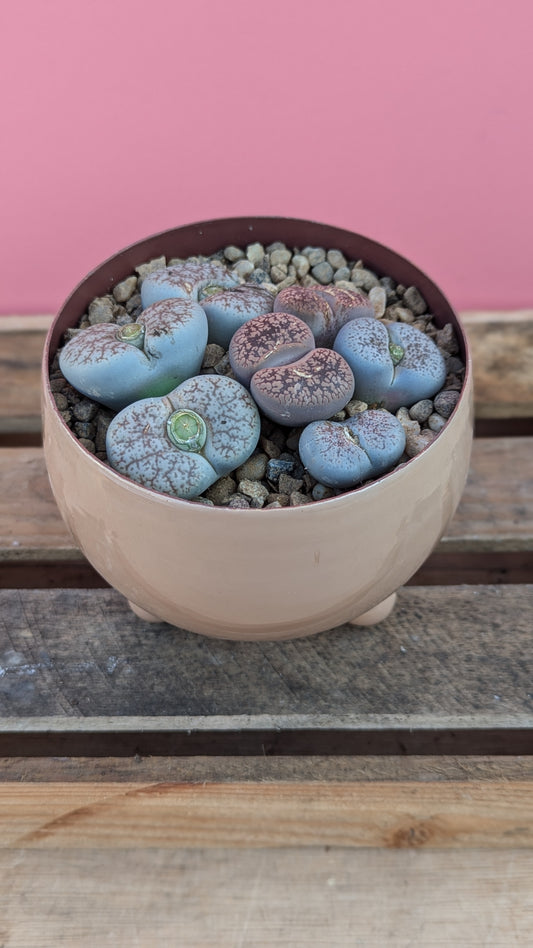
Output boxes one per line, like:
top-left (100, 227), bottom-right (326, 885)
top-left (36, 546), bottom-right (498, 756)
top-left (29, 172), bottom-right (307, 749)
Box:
top-left (202, 285), bottom-right (274, 348)
top-left (106, 375), bottom-right (261, 499)
top-left (140, 262), bottom-right (238, 308)
top-left (333, 317), bottom-right (447, 411)
top-left (299, 410), bottom-right (406, 489)
top-left (59, 299), bottom-right (208, 411)
top-left (60, 300), bottom-right (208, 412)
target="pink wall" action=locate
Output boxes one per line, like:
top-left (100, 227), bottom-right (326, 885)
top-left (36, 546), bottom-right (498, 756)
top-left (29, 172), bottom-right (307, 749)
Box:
top-left (2, 0), bottom-right (532, 314)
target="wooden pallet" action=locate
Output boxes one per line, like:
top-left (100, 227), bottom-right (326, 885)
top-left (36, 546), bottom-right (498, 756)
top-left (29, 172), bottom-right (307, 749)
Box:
top-left (1, 312), bottom-right (533, 943)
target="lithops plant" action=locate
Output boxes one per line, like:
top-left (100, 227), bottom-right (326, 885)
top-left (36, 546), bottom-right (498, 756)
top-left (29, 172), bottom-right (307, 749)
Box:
top-left (274, 285), bottom-right (374, 347)
top-left (202, 284), bottom-right (275, 348)
top-left (106, 375), bottom-right (261, 499)
top-left (229, 312), bottom-right (355, 425)
top-left (140, 261), bottom-right (238, 307)
top-left (59, 299), bottom-right (208, 411)
top-left (299, 410), bottom-right (406, 489)
top-left (334, 317), bottom-right (447, 412)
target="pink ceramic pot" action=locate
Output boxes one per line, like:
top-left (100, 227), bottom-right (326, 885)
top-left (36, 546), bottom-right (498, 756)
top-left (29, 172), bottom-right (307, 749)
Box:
top-left (42, 218), bottom-right (473, 641)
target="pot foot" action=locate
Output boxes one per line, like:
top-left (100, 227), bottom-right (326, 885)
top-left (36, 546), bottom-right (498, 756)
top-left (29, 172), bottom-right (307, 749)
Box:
top-left (348, 592), bottom-right (397, 627)
top-left (128, 600), bottom-right (162, 623)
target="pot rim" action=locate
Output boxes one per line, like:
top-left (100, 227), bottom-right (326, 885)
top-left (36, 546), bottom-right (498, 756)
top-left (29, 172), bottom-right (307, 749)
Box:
top-left (42, 215), bottom-right (473, 513)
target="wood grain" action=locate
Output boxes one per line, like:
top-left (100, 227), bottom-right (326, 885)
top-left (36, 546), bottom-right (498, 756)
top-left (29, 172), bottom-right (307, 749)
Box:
top-left (0, 586), bottom-right (532, 736)
top-left (2, 436), bottom-right (532, 564)
top-left (1, 311), bottom-right (532, 433)
top-left (2, 848), bottom-right (532, 947)
top-left (2, 780), bottom-right (533, 850)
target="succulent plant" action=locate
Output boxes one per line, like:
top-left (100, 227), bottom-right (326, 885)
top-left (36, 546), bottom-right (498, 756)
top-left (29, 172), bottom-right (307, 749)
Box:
top-left (59, 299), bottom-right (208, 411)
top-left (299, 410), bottom-right (406, 489)
top-left (333, 317), bottom-right (447, 412)
top-left (274, 285), bottom-right (374, 346)
top-left (106, 375), bottom-right (261, 498)
top-left (202, 284), bottom-right (274, 348)
top-left (229, 312), bottom-right (355, 425)
top-left (140, 262), bottom-right (238, 307)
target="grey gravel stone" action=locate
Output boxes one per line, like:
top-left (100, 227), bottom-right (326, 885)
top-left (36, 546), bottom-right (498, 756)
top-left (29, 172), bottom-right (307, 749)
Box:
top-left (246, 243), bottom-right (266, 267)
top-left (53, 392), bottom-right (68, 412)
top-left (436, 322), bottom-right (459, 354)
top-left (312, 483), bottom-right (335, 501)
top-left (266, 241), bottom-right (288, 253)
top-left (248, 268), bottom-right (269, 285)
top-left (228, 494), bottom-right (251, 509)
top-left (345, 399), bottom-right (368, 416)
top-left (205, 475), bottom-right (237, 505)
top-left (73, 399), bottom-right (99, 422)
top-left (380, 276), bottom-right (397, 299)
top-left (74, 421), bottom-right (96, 440)
top-left (428, 412), bottom-right (446, 433)
top-left (266, 492), bottom-right (289, 507)
top-left (224, 245), bottom-right (245, 262)
top-left (434, 389), bottom-right (460, 417)
top-left (260, 437), bottom-right (282, 459)
top-left (232, 259), bottom-right (254, 279)
top-left (266, 458), bottom-right (296, 484)
top-left (333, 266), bottom-right (352, 283)
top-left (238, 479), bottom-right (269, 508)
top-left (112, 276), bottom-right (138, 303)
top-left (278, 472), bottom-right (304, 495)
top-left (386, 305), bottom-right (415, 324)
top-left (88, 297), bottom-right (114, 324)
top-left (403, 286), bottom-right (427, 315)
top-left (126, 293), bottom-right (142, 314)
top-left (327, 249), bottom-right (347, 270)
top-left (351, 267), bottom-right (380, 291)
top-left (305, 247), bottom-right (326, 266)
top-left (369, 285), bottom-right (387, 318)
top-left (408, 399), bottom-right (434, 423)
top-left (269, 248), bottom-right (292, 268)
top-left (236, 453), bottom-right (268, 482)
top-left (214, 354), bottom-right (234, 376)
top-left (78, 438), bottom-right (96, 454)
top-left (135, 257), bottom-right (166, 281)
top-left (300, 274), bottom-right (319, 288)
top-left (202, 344), bottom-right (225, 369)
top-left (292, 254), bottom-right (310, 278)
top-left (312, 261), bottom-right (334, 285)
top-left (290, 490), bottom-right (312, 506)
top-left (271, 264), bottom-right (288, 284)
top-left (274, 275), bottom-right (297, 292)
top-left (405, 428), bottom-right (436, 457)
top-left (396, 407), bottom-right (420, 434)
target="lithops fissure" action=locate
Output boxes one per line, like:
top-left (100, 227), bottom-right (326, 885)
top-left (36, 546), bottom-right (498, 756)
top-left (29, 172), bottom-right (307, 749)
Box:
top-left (334, 317), bottom-right (447, 412)
top-left (299, 410), bottom-right (406, 489)
top-left (106, 375), bottom-right (261, 498)
top-left (229, 312), bottom-right (355, 425)
top-left (202, 285), bottom-right (275, 348)
top-left (274, 285), bottom-right (374, 347)
top-left (59, 299), bottom-right (208, 412)
top-left (140, 262), bottom-right (238, 308)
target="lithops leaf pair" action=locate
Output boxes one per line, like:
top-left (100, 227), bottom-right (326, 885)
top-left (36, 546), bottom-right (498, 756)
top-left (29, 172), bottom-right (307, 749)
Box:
top-left (140, 261), bottom-right (238, 307)
top-left (299, 410), bottom-right (406, 489)
top-left (274, 285), bottom-right (374, 346)
top-left (229, 312), bottom-right (355, 426)
top-left (334, 317), bottom-right (447, 412)
top-left (106, 375), bottom-right (261, 499)
top-left (201, 285), bottom-right (274, 348)
top-left (59, 299), bottom-right (208, 411)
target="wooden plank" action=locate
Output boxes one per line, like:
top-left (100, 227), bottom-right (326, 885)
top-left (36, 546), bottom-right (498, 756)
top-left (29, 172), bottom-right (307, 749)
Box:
top-left (462, 310), bottom-right (533, 418)
top-left (1, 780), bottom-right (533, 849)
top-left (0, 586), bottom-right (531, 741)
top-left (2, 849), bottom-right (533, 948)
top-left (2, 437), bottom-right (532, 565)
top-left (1, 312), bottom-right (532, 434)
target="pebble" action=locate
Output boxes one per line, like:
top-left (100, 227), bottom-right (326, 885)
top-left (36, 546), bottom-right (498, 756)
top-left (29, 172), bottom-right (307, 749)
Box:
top-left (260, 437), bottom-right (282, 459)
top-left (379, 276), bottom-right (397, 300)
top-left (300, 274), bottom-right (319, 288)
top-left (386, 305), bottom-right (415, 324)
top-left (271, 264), bottom-right (288, 284)
top-left (135, 256), bottom-right (166, 281)
top-left (74, 421), bottom-right (96, 440)
top-left (333, 266), bottom-right (352, 283)
top-left (312, 261), bottom-right (334, 285)
top-left (213, 353), bottom-right (234, 376)
top-left (269, 248), bottom-right (292, 268)
top-left (228, 494), bottom-right (251, 509)
top-left (428, 412), bottom-right (446, 433)
top-left (403, 286), bottom-right (427, 315)
top-left (408, 399), bottom-right (434, 424)
top-left (305, 247), bottom-right (326, 267)
top-left (238, 479), bottom-right (269, 507)
top-left (292, 254), bottom-right (310, 278)
top-left (396, 407), bottom-right (420, 434)
top-left (224, 245), bottom-right (245, 262)
top-left (112, 276), bottom-right (138, 303)
top-left (126, 294), bottom-right (142, 314)
top-left (405, 428), bottom-right (436, 457)
top-left (275, 275), bottom-right (297, 292)
top-left (327, 249), bottom-right (347, 270)
top-left (246, 243), bottom-right (266, 268)
top-left (436, 323), bottom-right (459, 354)
top-left (235, 453), bottom-right (268, 482)
top-left (351, 267), bottom-right (380, 291)
top-left (232, 259), bottom-right (254, 279)
top-left (434, 389), bottom-right (460, 417)
top-left (78, 438), bottom-right (96, 453)
top-left (88, 297), bottom-right (114, 324)
top-left (205, 475), bottom-right (237, 505)
top-left (345, 399), bottom-right (368, 416)
top-left (266, 458), bottom-right (296, 483)
top-left (267, 492), bottom-right (289, 506)
top-left (265, 500), bottom-right (284, 509)
top-left (278, 472), bottom-right (304, 495)
top-left (312, 483), bottom-right (335, 501)
top-left (290, 491), bottom-right (312, 506)
top-left (53, 392), bottom-right (69, 411)
top-left (72, 399), bottom-right (99, 422)
top-left (202, 343), bottom-right (225, 369)
top-left (369, 285), bottom-right (387, 318)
